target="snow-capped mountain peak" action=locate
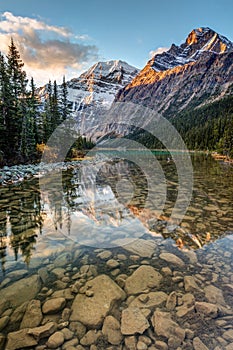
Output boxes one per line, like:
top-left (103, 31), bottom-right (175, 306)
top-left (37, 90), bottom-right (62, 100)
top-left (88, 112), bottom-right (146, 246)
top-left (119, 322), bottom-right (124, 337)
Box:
top-left (37, 60), bottom-right (139, 114)
top-left (66, 60), bottom-right (139, 115)
top-left (150, 27), bottom-right (233, 72)
top-left (71, 60), bottom-right (138, 86)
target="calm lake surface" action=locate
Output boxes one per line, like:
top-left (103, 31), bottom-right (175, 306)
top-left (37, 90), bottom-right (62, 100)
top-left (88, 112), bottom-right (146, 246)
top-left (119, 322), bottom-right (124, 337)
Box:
top-left (0, 152), bottom-right (233, 349)
top-left (0, 152), bottom-right (232, 275)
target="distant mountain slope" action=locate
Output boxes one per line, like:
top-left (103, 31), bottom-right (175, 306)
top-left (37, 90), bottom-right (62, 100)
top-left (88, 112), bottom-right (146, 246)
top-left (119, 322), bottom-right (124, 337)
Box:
top-left (116, 27), bottom-right (233, 116)
top-left (38, 60), bottom-right (139, 113)
top-left (37, 28), bottom-right (233, 156)
top-left (37, 60), bottom-right (139, 135)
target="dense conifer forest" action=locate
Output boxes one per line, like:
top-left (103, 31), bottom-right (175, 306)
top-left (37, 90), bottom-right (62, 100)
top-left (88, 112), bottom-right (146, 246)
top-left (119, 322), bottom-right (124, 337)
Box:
top-left (0, 39), bottom-right (94, 166)
top-left (127, 95), bottom-right (233, 158)
top-left (0, 39), bottom-right (232, 166)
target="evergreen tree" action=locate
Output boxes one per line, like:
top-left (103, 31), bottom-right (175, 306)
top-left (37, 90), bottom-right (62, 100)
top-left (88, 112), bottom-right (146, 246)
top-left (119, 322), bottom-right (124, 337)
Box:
top-left (20, 78), bottom-right (38, 159)
top-left (51, 80), bottom-right (61, 128)
top-left (6, 38), bottom-right (28, 160)
top-left (43, 80), bottom-right (52, 142)
top-left (61, 76), bottom-right (70, 121)
top-left (29, 78), bottom-right (39, 144)
top-left (0, 52), bottom-right (9, 159)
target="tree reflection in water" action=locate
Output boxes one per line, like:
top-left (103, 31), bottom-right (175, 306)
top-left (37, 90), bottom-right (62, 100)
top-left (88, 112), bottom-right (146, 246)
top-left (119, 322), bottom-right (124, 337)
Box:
top-left (0, 179), bottom-right (43, 272)
top-left (0, 154), bottom-right (233, 273)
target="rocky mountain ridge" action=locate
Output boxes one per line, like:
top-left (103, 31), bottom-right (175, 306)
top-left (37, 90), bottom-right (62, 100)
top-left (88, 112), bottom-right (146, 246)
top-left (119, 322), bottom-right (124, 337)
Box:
top-left (38, 27), bottom-right (233, 144)
top-left (150, 27), bottom-right (233, 72)
top-left (115, 27), bottom-right (233, 116)
top-left (38, 60), bottom-right (139, 114)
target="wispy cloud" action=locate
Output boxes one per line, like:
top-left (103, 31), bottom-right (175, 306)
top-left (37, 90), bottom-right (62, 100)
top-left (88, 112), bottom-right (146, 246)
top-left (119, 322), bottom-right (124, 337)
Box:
top-left (0, 12), bottom-right (98, 85)
top-left (149, 47), bottom-right (169, 58)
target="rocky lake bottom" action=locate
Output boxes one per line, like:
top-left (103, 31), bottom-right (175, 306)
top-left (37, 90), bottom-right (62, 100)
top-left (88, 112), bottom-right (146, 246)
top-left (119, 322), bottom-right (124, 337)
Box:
top-left (0, 153), bottom-right (233, 350)
top-left (1, 235), bottom-right (233, 350)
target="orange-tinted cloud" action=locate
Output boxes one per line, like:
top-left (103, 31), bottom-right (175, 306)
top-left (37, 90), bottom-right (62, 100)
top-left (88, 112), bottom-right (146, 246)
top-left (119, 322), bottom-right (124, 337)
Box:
top-left (0, 12), bottom-right (98, 85)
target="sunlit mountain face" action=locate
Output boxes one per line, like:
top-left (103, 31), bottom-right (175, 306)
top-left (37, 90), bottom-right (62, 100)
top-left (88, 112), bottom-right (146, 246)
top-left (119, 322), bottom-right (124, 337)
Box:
top-left (116, 27), bottom-right (233, 116)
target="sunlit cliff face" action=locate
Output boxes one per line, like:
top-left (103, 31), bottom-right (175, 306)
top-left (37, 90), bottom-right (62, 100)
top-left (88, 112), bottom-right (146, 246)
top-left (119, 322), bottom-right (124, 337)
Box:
top-left (124, 27), bottom-right (232, 90)
top-left (186, 30), bottom-right (200, 45)
top-left (125, 61), bottom-right (195, 89)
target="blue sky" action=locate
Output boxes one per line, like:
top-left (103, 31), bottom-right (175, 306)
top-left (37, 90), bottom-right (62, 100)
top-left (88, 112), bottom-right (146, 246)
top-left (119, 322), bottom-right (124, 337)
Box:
top-left (0, 0), bottom-right (232, 85)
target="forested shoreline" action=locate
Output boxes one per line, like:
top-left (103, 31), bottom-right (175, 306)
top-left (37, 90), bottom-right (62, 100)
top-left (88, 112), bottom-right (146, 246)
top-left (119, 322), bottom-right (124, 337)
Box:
top-left (0, 39), bottom-right (232, 168)
top-left (0, 39), bottom-right (94, 166)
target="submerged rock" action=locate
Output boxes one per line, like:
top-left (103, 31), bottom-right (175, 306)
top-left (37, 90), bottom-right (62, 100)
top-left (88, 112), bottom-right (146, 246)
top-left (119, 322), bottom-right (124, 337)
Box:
top-left (124, 336), bottom-right (137, 350)
top-left (102, 315), bottom-right (122, 345)
top-left (97, 250), bottom-right (112, 260)
top-left (47, 331), bottom-right (65, 348)
top-left (124, 266), bottom-right (162, 295)
top-left (70, 274), bottom-right (126, 328)
top-left (42, 297), bottom-right (66, 314)
top-left (166, 291), bottom-right (177, 311)
top-left (106, 259), bottom-right (120, 269)
top-left (10, 302), bottom-right (28, 324)
top-left (121, 307), bottom-right (149, 335)
top-left (27, 322), bottom-right (57, 341)
top-left (151, 309), bottom-right (185, 342)
top-left (0, 275), bottom-right (41, 308)
top-left (113, 238), bottom-right (156, 258)
top-left (0, 316), bottom-right (10, 331)
top-left (6, 329), bottom-right (38, 350)
top-left (0, 334), bottom-right (5, 349)
top-left (129, 291), bottom-right (167, 310)
top-left (223, 329), bottom-right (233, 342)
top-left (195, 301), bottom-right (218, 318)
top-left (159, 252), bottom-right (185, 267)
top-left (125, 266), bottom-right (162, 294)
top-left (184, 276), bottom-right (202, 293)
top-left (80, 330), bottom-right (102, 346)
top-left (193, 337), bottom-right (209, 350)
top-left (20, 300), bottom-right (42, 329)
top-left (204, 285), bottom-right (226, 305)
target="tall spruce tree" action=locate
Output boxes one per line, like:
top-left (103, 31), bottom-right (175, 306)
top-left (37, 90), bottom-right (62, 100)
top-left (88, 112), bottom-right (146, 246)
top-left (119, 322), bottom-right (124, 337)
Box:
top-left (43, 80), bottom-right (52, 142)
top-left (20, 78), bottom-right (38, 159)
top-left (51, 80), bottom-right (61, 128)
top-left (0, 52), bottom-right (9, 160)
top-left (61, 76), bottom-right (70, 121)
top-left (7, 38), bottom-right (28, 161)
top-left (29, 78), bottom-right (39, 144)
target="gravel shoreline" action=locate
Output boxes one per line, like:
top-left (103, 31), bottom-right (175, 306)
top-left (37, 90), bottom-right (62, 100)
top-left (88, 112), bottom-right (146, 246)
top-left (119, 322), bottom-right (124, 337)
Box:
top-left (0, 161), bottom-right (82, 186)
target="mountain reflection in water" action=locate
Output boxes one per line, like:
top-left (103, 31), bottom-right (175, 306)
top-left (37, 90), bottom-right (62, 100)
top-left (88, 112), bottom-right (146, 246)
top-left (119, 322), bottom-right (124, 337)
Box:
top-left (0, 153), bottom-right (233, 273)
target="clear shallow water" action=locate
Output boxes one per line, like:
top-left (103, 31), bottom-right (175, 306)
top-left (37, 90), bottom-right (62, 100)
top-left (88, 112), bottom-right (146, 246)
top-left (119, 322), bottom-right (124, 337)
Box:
top-left (0, 152), bottom-right (233, 349)
top-left (0, 153), bottom-right (232, 277)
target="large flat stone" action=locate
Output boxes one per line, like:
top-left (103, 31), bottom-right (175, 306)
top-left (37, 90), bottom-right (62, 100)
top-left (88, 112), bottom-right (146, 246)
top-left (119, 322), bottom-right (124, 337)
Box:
top-left (70, 274), bottom-right (126, 328)
top-left (27, 322), bottom-right (57, 341)
top-left (6, 329), bottom-right (38, 350)
top-left (129, 291), bottom-right (167, 309)
top-left (204, 285), bottom-right (226, 305)
top-left (113, 238), bottom-right (156, 258)
top-left (42, 297), bottom-right (66, 314)
top-left (0, 275), bottom-right (41, 308)
top-left (159, 252), bottom-right (185, 267)
top-left (193, 337), bottom-right (209, 350)
top-left (20, 300), bottom-right (42, 329)
top-left (124, 266), bottom-right (162, 295)
top-left (195, 301), bottom-right (218, 318)
top-left (151, 309), bottom-right (185, 341)
top-left (102, 315), bottom-right (122, 345)
top-left (121, 307), bottom-right (149, 335)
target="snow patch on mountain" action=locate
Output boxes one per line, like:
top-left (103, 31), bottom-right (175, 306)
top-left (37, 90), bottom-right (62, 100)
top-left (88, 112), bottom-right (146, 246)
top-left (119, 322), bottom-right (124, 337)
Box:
top-left (66, 60), bottom-right (139, 113)
top-left (150, 27), bottom-right (233, 72)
